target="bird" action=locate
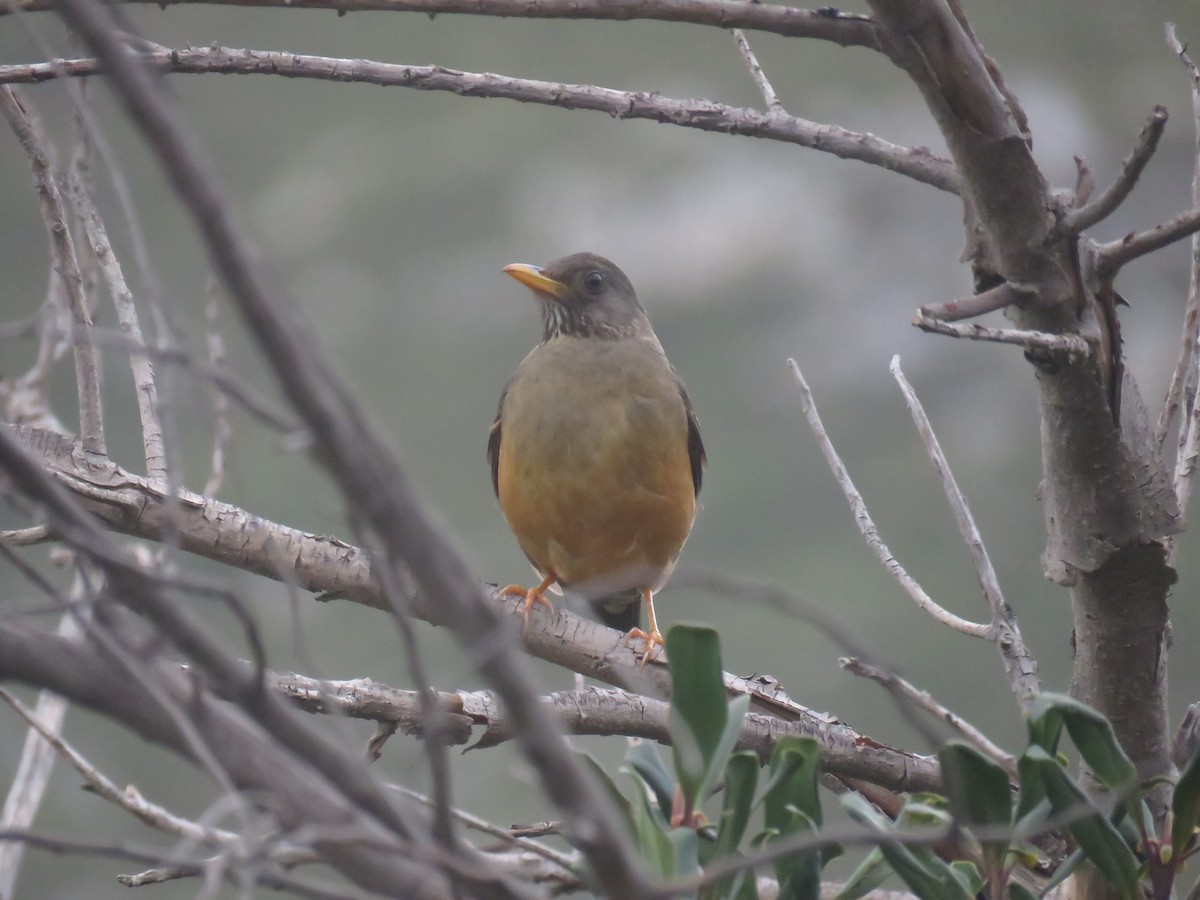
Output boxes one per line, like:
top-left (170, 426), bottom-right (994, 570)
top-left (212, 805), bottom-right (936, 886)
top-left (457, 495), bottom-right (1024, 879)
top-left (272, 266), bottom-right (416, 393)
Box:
top-left (488, 252), bottom-right (705, 655)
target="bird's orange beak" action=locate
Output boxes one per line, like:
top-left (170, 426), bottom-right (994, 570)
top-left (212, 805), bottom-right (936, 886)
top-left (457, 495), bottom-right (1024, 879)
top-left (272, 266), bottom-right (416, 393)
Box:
top-left (503, 263), bottom-right (568, 299)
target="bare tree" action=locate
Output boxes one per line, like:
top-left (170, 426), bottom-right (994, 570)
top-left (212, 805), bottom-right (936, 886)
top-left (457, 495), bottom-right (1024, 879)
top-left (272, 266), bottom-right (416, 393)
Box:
top-left (1, 1), bottom-right (1199, 898)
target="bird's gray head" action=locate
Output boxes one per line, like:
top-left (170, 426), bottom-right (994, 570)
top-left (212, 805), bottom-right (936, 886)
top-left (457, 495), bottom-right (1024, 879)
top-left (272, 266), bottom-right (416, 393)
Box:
top-left (503, 252), bottom-right (653, 342)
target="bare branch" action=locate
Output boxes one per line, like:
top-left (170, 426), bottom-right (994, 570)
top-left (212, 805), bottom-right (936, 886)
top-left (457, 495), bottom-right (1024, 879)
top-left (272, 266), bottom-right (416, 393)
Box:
top-left (0, 584), bottom-right (87, 898)
top-left (917, 281), bottom-right (1027, 323)
top-left (65, 164), bottom-right (166, 484)
top-left (0, 689), bottom-right (242, 848)
top-left (1173, 702), bottom-right (1200, 769)
top-left (1162, 25), bottom-right (1200, 549)
top-left (1095, 206), bottom-right (1200, 276)
top-left (1060, 106), bottom-right (1168, 235)
top-left (200, 294), bottom-right (231, 498)
top-left (788, 359), bottom-right (991, 638)
top-left (731, 29), bottom-right (783, 113)
top-left (912, 313), bottom-right (1091, 358)
top-left (0, 525), bottom-right (53, 546)
top-left (0, 45), bottom-right (959, 194)
top-left (48, 3), bottom-right (648, 889)
top-left (7, 0), bottom-right (880, 45)
top-left (889, 357), bottom-right (1040, 708)
top-left (0, 87), bottom-right (105, 455)
top-left (393, 785), bottom-right (580, 875)
top-left (272, 671), bottom-right (943, 793)
top-left (840, 657), bottom-right (1015, 775)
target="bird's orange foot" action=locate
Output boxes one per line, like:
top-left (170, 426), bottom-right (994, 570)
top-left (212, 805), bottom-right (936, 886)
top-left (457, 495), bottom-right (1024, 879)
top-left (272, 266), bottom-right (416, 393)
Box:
top-left (498, 583), bottom-right (556, 635)
top-left (622, 627), bottom-right (665, 666)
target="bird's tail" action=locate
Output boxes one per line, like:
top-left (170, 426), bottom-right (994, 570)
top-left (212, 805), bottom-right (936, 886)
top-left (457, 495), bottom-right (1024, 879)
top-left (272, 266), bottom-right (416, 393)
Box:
top-left (590, 589), bottom-right (642, 632)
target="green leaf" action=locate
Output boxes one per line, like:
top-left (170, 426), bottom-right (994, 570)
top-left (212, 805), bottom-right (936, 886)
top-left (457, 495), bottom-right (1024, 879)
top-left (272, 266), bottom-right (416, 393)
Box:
top-left (668, 826), bottom-right (701, 880)
top-left (763, 737), bottom-right (823, 831)
top-left (667, 625), bottom-right (731, 810)
top-left (938, 742), bottom-right (1014, 872)
top-left (1014, 752), bottom-right (1050, 826)
top-left (698, 694), bottom-right (750, 808)
top-left (1172, 745), bottom-right (1200, 858)
top-left (631, 773), bottom-right (674, 877)
top-left (948, 861), bottom-right (984, 896)
top-left (1055, 698), bottom-right (1137, 797)
top-left (834, 847), bottom-right (891, 900)
top-left (1007, 880), bottom-right (1039, 900)
top-left (773, 809), bottom-right (821, 900)
top-left (578, 751), bottom-right (636, 837)
top-left (1023, 747), bottom-right (1141, 899)
top-left (714, 752), bottom-right (759, 859)
top-left (1026, 694), bottom-right (1066, 754)
top-left (841, 793), bottom-right (972, 900)
top-left (624, 740), bottom-right (676, 820)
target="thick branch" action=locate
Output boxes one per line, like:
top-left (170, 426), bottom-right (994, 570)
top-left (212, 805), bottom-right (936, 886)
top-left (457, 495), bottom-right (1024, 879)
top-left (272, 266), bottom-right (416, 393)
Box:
top-left (0, 46), bottom-right (959, 194)
top-left (6, 424), bottom-right (937, 795)
top-left (0, 624), bottom-right (469, 898)
top-left (272, 673), bottom-right (942, 792)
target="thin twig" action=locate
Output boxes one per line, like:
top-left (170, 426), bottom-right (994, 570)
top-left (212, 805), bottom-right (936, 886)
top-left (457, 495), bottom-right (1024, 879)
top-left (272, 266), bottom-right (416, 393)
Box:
top-left (889, 357), bottom-right (1040, 708)
top-left (0, 45), bottom-right (959, 195)
top-left (0, 689), bottom-right (238, 847)
top-left (731, 28), bottom-right (783, 113)
top-left (0, 525), bottom-right (53, 546)
top-left (391, 785), bottom-right (580, 874)
top-left (917, 281), bottom-right (1027, 323)
top-left (0, 574), bottom-right (88, 899)
top-left (202, 288), bottom-right (231, 497)
top-left (1061, 106), bottom-right (1168, 235)
top-left (0, 87), bottom-right (105, 455)
top-left (912, 313), bottom-right (1091, 358)
top-left (1095, 205), bottom-right (1200, 276)
top-left (66, 163), bottom-right (166, 484)
top-left (788, 359), bottom-right (990, 638)
top-left (840, 657), bottom-right (1016, 774)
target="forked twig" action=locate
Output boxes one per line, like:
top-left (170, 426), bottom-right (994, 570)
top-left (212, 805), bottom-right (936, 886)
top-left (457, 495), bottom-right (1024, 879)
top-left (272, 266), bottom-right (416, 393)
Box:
top-left (1060, 106), bottom-right (1168, 235)
top-left (0, 87), bottom-right (105, 455)
top-left (788, 358), bottom-right (990, 638)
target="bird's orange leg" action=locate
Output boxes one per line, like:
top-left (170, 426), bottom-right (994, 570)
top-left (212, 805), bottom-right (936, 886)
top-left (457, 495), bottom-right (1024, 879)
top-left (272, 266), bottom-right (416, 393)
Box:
top-left (498, 572), bottom-right (558, 633)
top-left (622, 588), bottom-right (664, 665)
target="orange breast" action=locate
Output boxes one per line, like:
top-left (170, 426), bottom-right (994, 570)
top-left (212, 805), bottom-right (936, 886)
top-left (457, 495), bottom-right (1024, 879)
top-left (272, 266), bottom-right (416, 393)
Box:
top-left (497, 337), bottom-right (696, 597)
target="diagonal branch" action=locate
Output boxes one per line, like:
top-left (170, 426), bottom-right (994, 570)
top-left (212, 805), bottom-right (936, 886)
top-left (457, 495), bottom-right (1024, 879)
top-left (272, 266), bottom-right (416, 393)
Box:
top-left (788, 359), bottom-right (991, 638)
top-left (1095, 206), bottom-right (1200, 277)
top-left (1060, 107), bottom-right (1168, 236)
top-left (51, 2), bottom-right (649, 890)
top-left (0, 45), bottom-right (959, 194)
top-left (0, 87), bottom-right (105, 456)
top-left (890, 356), bottom-right (1040, 709)
top-left (5, 424), bottom-right (937, 795)
top-left (839, 657), bottom-right (1015, 775)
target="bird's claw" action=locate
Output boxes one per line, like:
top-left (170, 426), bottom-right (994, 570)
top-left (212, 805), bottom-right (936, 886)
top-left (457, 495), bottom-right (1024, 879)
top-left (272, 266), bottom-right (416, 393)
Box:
top-left (498, 583), bottom-right (555, 636)
top-left (622, 627), bottom-right (665, 666)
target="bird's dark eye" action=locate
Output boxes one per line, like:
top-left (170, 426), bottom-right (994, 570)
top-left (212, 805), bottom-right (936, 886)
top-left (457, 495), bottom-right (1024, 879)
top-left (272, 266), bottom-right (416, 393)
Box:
top-left (583, 271), bottom-right (605, 292)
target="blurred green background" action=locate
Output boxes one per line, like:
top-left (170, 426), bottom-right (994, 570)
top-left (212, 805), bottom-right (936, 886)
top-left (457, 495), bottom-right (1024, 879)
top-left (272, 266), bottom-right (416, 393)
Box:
top-left (3, 1), bottom-right (1200, 895)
